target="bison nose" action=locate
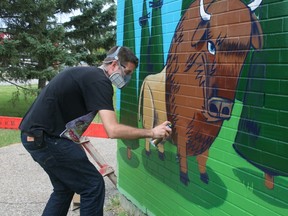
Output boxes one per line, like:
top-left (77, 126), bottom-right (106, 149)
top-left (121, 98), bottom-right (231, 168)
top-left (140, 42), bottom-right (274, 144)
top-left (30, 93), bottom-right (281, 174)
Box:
top-left (207, 97), bottom-right (233, 120)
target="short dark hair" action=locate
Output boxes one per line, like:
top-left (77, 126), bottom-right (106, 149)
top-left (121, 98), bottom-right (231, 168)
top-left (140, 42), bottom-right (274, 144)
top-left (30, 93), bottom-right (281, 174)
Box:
top-left (105, 46), bottom-right (139, 68)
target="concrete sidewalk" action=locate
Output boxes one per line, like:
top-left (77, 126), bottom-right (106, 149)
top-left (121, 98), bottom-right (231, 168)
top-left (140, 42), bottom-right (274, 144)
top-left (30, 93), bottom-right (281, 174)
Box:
top-left (0, 137), bottom-right (119, 216)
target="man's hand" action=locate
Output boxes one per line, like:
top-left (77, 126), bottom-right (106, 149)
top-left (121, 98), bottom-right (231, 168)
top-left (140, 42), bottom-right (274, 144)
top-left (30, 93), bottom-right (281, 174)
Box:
top-left (151, 121), bottom-right (172, 139)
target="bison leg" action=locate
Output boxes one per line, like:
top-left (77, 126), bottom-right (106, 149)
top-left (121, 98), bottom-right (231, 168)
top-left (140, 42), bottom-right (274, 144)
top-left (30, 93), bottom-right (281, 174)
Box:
top-left (157, 143), bottom-right (165, 160)
top-left (178, 145), bottom-right (190, 185)
top-left (264, 173), bottom-right (274, 189)
top-left (196, 149), bottom-right (209, 184)
top-left (145, 138), bottom-right (151, 156)
top-left (127, 147), bottom-right (132, 160)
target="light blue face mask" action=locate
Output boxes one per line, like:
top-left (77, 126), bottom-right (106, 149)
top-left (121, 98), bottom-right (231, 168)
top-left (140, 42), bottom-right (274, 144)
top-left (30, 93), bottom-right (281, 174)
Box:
top-left (105, 46), bottom-right (131, 89)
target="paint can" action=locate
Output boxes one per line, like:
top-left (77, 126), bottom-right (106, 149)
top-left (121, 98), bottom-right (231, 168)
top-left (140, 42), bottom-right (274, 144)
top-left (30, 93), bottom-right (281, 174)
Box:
top-left (150, 123), bottom-right (172, 147)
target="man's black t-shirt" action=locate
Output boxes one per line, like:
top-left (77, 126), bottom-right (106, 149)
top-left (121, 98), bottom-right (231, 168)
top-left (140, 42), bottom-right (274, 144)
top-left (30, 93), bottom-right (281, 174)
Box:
top-left (19, 66), bottom-right (114, 137)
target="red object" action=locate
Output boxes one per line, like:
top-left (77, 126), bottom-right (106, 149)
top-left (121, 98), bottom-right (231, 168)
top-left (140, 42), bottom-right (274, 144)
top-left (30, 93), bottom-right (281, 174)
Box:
top-left (0, 116), bottom-right (108, 138)
top-left (0, 32), bottom-right (10, 40)
top-left (83, 123), bottom-right (108, 138)
top-left (0, 116), bottom-right (22, 129)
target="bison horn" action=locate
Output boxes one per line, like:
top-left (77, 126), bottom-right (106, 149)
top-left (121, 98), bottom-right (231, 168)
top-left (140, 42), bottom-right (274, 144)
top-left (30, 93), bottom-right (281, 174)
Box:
top-left (248, 0), bottom-right (262, 12)
top-left (200, 0), bottom-right (211, 21)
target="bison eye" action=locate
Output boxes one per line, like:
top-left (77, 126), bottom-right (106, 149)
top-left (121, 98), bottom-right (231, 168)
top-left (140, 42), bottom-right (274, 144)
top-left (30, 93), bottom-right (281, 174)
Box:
top-left (207, 41), bottom-right (216, 55)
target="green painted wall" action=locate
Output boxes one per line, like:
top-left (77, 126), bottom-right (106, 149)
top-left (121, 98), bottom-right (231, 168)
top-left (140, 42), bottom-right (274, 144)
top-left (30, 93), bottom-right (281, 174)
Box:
top-left (116, 0), bottom-right (288, 215)
top-left (119, 0), bottom-right (139, 150)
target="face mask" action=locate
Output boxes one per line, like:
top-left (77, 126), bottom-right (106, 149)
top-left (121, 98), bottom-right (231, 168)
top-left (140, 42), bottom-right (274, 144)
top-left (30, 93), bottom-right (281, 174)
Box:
top-left (109, 72), bottom-right (131, 89)
top-left (109, 62), bottom-right (131, 89)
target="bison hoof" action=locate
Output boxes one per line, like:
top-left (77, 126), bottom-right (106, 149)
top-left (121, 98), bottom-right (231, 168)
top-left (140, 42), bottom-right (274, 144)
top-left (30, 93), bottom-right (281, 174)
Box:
top-left (158, 151), bottom-right (165, 160)
top-left (180, 172), bottom-right (190, 185)
top-left (145, 150), bottom-right (151, 157)
top-left (200, 172), bottom-right (209, 184)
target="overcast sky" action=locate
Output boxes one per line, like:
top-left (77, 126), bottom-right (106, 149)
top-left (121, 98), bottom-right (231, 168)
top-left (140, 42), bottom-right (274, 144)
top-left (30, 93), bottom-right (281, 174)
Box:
top-left (0, 9), bottom-right (82, 28)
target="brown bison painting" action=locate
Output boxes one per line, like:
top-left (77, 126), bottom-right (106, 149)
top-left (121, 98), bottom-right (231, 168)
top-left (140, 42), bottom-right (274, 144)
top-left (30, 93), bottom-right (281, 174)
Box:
top-left (140, 0), bottom-right (263, 186)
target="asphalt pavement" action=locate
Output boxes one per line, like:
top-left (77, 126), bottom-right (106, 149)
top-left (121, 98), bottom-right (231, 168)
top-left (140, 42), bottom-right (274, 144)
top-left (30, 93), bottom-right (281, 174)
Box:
top-left (0, 137), bottom-right (119, 216)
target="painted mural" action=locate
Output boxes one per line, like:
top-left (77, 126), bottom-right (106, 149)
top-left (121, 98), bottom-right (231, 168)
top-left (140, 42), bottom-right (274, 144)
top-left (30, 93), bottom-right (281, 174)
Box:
top-left (165, 0), bottom-right (263, 185)
top-left (117, 0), bottom-right (288, 215)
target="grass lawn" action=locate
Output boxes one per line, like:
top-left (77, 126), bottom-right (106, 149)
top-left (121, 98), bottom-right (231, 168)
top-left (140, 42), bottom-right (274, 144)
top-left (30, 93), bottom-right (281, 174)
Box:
top-left (0, 85), bottom-right (36, 147)
top-left (0, 129), bottom-right (20, 147)
top-left (0, 85), bottom-right (37, 117)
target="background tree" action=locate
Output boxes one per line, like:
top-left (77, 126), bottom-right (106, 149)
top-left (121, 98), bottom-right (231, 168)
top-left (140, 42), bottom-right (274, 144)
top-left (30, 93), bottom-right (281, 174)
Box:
top-left (64, 0), bottom-right (116, 66)
top-left (0, 0), bottom-right (116, 89)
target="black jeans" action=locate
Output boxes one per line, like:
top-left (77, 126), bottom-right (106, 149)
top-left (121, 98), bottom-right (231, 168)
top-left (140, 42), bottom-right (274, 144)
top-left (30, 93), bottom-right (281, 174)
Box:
top-left (21, 132), bottom-right (105, 216)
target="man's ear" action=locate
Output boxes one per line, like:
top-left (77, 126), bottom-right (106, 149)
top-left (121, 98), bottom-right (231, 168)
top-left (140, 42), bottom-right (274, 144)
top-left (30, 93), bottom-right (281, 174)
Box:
top-left (111, 60), bottom-right (119, 71)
